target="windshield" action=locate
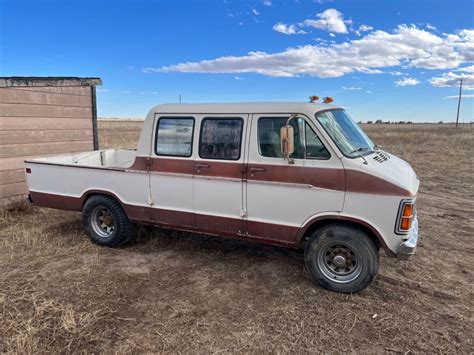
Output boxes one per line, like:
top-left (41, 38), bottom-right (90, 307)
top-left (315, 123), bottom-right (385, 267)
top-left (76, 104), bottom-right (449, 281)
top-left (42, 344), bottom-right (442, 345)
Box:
top-left (315, 109), bottom-right (374, 158)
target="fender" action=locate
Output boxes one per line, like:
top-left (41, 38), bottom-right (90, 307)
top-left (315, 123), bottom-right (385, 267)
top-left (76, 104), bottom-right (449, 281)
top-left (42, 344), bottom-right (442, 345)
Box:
top-left (295, 213), bottom-right (396, 257)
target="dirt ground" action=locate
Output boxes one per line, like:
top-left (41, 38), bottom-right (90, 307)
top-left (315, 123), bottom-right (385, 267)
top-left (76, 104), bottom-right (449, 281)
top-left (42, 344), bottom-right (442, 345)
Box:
top-left (1, 121), bottom-right (472, 352)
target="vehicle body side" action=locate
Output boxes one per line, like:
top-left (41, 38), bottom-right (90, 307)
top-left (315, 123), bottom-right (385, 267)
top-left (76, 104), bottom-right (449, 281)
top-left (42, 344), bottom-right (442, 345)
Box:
top-left (25, 102), bottom-right (418, 256)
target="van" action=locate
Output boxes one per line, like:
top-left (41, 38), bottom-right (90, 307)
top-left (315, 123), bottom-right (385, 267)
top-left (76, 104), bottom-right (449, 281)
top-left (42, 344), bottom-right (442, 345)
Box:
top-left (25, 100), bottom-right (419, 293)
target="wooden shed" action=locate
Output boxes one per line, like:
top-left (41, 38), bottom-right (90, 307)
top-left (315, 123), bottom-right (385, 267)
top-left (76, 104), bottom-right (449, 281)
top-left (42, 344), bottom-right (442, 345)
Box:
top-left (0, 76), bottom-right (102, 208)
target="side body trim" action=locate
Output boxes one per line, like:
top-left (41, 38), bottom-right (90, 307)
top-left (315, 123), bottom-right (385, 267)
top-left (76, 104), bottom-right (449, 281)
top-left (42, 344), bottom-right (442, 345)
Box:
top-left (29, 190), bottom-right (395, 255)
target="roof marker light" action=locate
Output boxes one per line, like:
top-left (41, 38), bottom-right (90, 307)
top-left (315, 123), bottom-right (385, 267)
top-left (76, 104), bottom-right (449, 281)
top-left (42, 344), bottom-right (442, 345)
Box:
top-left (323, 97), bottom-right (334, 103)
top-left (309, 95), bottom-right (319, 103)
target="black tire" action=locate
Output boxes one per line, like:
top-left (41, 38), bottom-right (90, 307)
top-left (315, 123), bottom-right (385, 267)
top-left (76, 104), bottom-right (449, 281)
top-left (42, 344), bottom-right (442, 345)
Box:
top-left (304, 224), bottom-right (379, 293)
top-left (82, 195), bottom-right (136, 247)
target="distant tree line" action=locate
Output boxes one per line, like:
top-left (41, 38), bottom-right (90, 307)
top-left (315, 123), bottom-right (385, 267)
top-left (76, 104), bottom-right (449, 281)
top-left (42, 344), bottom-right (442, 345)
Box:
top-left (361, 120), bottom-right (414, 124)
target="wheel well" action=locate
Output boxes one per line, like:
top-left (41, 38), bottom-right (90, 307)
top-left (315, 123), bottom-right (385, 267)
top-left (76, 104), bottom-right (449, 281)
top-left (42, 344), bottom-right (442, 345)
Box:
top-left (299, 218), bottom-right (382, 251)
top-left (81, 191), bottom-right (123, 209)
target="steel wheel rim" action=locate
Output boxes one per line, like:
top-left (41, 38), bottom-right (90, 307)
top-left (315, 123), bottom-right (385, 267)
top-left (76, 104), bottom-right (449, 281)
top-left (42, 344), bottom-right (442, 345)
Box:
top-left (317, 241), bottom-right (362, 283)
top-left (91, 206), bottom-right (115, 238)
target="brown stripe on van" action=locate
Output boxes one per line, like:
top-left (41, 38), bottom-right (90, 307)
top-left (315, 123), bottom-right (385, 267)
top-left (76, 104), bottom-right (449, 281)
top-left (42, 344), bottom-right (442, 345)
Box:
top-left (246, 164), bottom-right (345, 192)
top-left (345, 170), bottom-right (413, 197)
top-left (130, 157), bottom-right (412, 196)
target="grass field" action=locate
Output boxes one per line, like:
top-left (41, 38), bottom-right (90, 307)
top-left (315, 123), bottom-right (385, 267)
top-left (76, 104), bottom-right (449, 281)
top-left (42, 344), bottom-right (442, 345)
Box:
top-left (1, 121), bottom-right (472, 352)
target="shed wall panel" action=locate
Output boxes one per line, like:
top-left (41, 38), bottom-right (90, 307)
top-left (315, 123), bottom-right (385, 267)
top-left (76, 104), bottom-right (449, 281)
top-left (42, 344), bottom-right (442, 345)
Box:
top-left (0, 103), bottom-right (92, 118)
top-left (0, 181), bottom-right (29, 199)
top-left (1, 117), bottom-right (93, 130)
top-left (0, 88), bottom-right (92, 107)
top-left (12, 87), bottom-right (65, 94)
top-left (0, 169), bottom-right (25, 185)
top-left (0, 84), bottom-right (96, 208)
top-left (12, 86), bottom-right (91, 96)
top-left (0, 129), bottom-right (93, 144)
top-left (1, 155), bottom-right (40, 171)
top-left (1, 141), bottom-right (93, 159)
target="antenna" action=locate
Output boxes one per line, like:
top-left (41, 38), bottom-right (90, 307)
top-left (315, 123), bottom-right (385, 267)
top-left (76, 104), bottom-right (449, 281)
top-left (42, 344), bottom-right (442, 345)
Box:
top-left (456, 79), bottom-right (462, 128)
top-left (179, 94), bottom-right (182, 104)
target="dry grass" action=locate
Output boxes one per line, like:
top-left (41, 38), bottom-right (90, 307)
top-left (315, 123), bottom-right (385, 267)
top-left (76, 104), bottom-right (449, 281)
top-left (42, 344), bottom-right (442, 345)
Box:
top-left (0, 121), bottom-right (472, 352)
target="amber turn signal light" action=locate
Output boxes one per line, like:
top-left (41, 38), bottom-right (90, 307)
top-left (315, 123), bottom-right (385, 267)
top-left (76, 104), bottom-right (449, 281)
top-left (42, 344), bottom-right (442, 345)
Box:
top-left (402, 203), bottom-right (413, 217)
top-left (400, 217), bottom-right (412, 231)
top-left (397, 201), bottom-right (414, 233)
top-left (323, 97), bottom-right (334, 103)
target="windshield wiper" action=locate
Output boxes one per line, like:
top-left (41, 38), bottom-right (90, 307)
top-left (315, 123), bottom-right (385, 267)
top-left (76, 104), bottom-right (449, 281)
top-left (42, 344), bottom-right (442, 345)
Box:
top-left (348, 147), bottom-right (370, 155)
top-left (348, 147), bottom-right (369, 165)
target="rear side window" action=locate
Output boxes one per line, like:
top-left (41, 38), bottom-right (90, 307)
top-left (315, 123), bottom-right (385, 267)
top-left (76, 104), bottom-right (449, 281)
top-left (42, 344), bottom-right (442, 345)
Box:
top-left (199, 118), bottom-right (243, 160)
top-left (258, 117), bottom-right (330, 160)
top-left (155, 117), bottom-right (194, 157)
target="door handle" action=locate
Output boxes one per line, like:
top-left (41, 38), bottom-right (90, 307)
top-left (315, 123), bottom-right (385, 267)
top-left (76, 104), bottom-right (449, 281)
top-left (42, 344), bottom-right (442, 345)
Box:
top-left (249, 167), bottom-right (266, 175)
top-left (195, 163), bottom-right (211, 172)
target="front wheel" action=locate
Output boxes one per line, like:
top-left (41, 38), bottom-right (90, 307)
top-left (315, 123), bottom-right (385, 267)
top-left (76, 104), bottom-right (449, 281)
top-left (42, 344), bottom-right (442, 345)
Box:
top-left (82, 195), bottom-right (136, 247)
top-left (304, 224), bottom-right (379, 293)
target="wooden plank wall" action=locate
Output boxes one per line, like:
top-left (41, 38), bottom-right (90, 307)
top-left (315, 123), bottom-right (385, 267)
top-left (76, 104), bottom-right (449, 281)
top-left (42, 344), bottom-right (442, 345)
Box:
top-left (0, 86), bottom-right (94, 208)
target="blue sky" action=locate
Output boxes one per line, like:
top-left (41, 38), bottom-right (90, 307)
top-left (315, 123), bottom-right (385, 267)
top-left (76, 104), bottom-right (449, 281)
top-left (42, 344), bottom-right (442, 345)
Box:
top-left (1, 0), bottom-right (473, 122)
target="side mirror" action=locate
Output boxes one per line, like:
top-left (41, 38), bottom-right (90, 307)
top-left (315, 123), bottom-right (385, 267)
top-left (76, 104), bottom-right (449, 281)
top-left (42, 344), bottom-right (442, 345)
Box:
top-left (280, 125), bottom-right (295, 162)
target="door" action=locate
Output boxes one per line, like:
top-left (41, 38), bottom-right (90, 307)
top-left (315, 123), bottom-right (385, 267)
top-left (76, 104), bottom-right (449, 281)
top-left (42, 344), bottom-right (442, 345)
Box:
top-left (193, 114), bottom-right (248, 237)
top-left (149, 115), bottom-right (196, 229)
top-left (245, 114), bottom-right (345, 244)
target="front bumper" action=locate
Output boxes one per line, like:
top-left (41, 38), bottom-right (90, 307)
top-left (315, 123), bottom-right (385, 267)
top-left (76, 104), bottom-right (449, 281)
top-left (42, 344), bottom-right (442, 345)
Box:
top-left (397, 216), bottom-right (418, 260)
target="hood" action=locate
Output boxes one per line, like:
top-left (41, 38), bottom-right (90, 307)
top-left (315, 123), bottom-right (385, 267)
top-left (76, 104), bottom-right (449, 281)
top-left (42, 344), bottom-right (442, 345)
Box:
top-left (344, 150), bottom-right (419, 198)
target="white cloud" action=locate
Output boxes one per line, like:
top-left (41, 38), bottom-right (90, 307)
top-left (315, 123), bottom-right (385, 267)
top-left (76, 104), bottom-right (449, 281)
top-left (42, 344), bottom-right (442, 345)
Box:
top-left (151, 91), bottom-right (159, 95)
top-left (121, 90), bottom-right (131, 94)
top-left (389, 71), bottom-right (405, 76)
top-left (355, 24), bottom-right (373, 36)
top-left (426, 24), bottom-right (437, 31)
top-left (343, 86), bottom-right (362, 90)
top-left (252, 9), bottom-right (260, 16)
top-left (458, 65), bottom-right (474, 73)
top-left (143, 67), bottom-right (160, 73)
top-left (443, 94), bottom-right (474, 99)
top-left (234, 76), bottom-right (243, 80)
top-left (395, 77), bottom-right (420, 86)
top-left (97, 88), bottom-right (110, 93)
top-left (273, 23), bottom-right (305, 35)
top-left (263, 0), bottom-right (272, 6)
top-left (329, 33), bottom-right (335, 37)
top-left (429, 71), bottom-right (474, 90)
top-left (151, 25), bottom-right (474, 81)
top-left (303, 9), bottom-right (348, 34)
top-left (366, 90), bottom-right (373, 93)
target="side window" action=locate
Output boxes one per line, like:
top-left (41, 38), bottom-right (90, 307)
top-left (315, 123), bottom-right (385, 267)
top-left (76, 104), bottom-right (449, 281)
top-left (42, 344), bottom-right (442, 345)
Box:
top-left (155, 117), bottom-right (194, 157)
top-left (258, 117), bottom-right (329, 160)
top-left (258, 117), bottom-right (304, 159)
top-left (305, 122), bottom-right (330, 159)
top-left (199, 118), bottom-right (243, 160)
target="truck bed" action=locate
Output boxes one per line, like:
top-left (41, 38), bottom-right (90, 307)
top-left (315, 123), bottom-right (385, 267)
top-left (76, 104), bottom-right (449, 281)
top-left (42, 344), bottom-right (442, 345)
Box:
top-left (26, 149), bottom-right (137, 169)
top-left (25, 148), bottom-right (149, 212)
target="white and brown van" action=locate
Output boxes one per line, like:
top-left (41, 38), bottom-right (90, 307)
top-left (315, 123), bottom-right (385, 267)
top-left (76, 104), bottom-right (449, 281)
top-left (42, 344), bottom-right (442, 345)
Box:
top-left (25, 101), bottom-right (419, 293)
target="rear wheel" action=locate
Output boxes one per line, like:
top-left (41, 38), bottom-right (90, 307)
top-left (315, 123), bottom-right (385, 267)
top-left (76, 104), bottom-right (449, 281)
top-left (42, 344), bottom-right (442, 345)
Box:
top-left (304, 224), bottom-right (379, 293)
top-left (82, 195), bottom-right (135, 247)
